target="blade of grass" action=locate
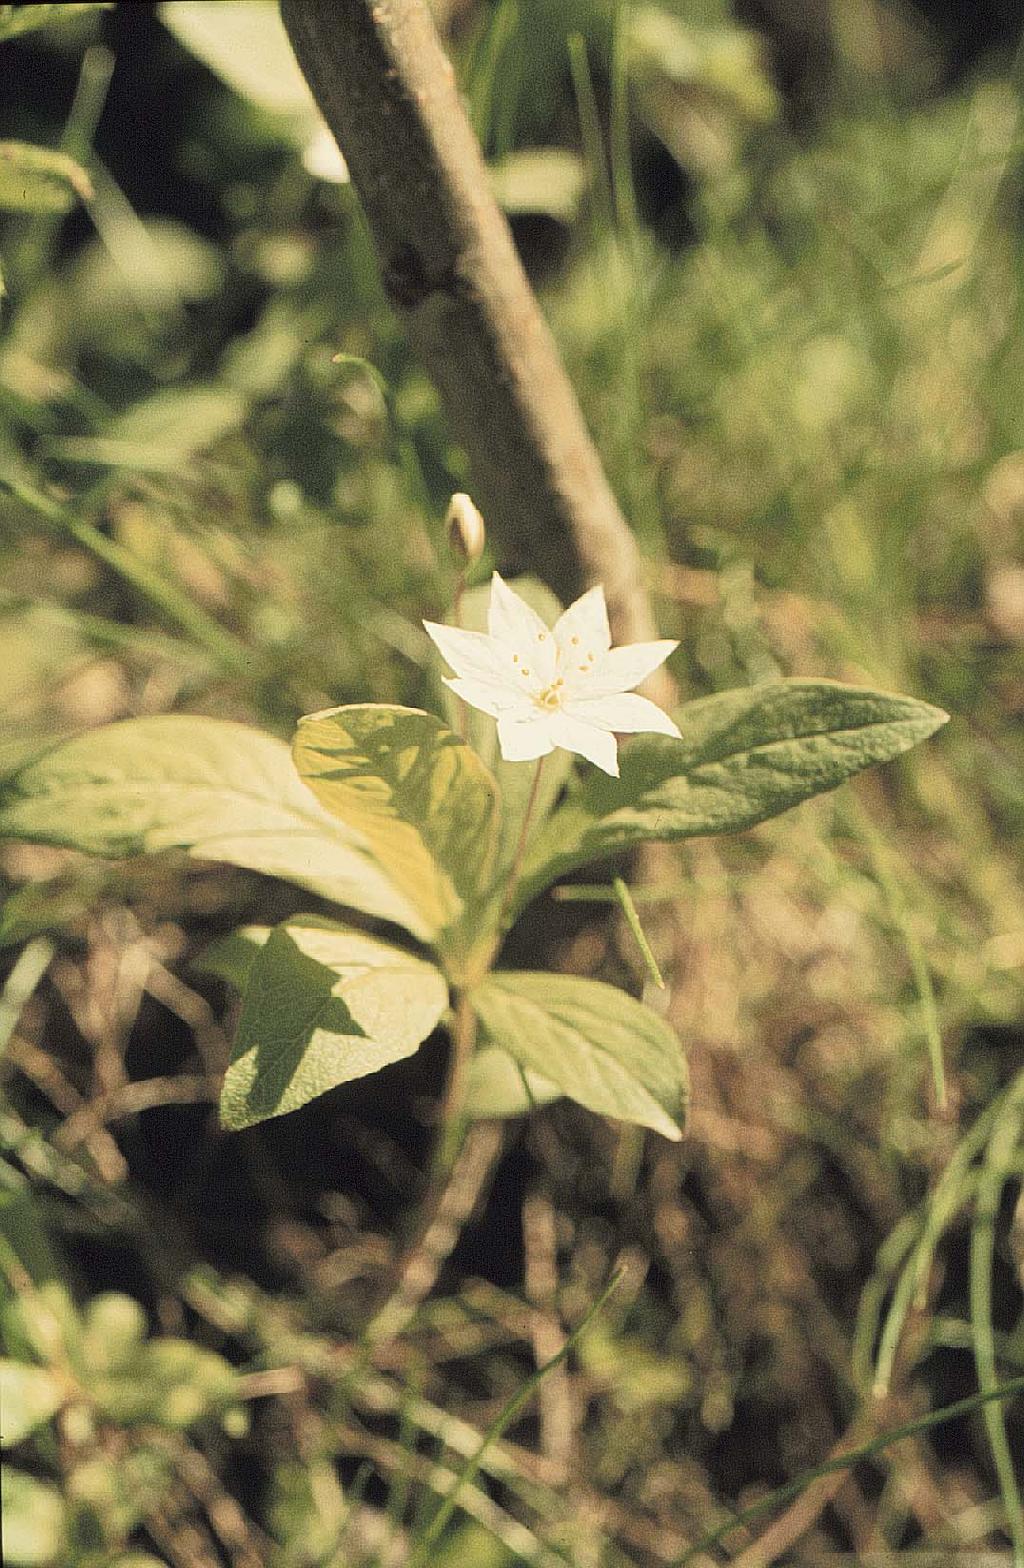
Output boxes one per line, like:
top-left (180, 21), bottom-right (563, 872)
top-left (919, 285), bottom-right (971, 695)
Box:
top-left (672, 1373), bottom-right (1024, 1566)
top-left (850, 1208), bottom-right (921, 1393)
top-left (405, 1273), bottom-right (620, 1564)
top-left (609, 0), bottom-right (639, 240)
top-left (466, 0), bottom-right (518, 155)
top-left (2, 476), bottom-right (253, 674)
top-left (553, 881), bottom-right (695, 904)
top-left (853, 799), bottom-right (946, 1106)
top-left (612, 876), bottom-right (665, 988)
top-left (872, 1090), bottom-right (1003, 1397)
top-left (567, 31), bottom-right (615, 235)
top-left (970, 1067), bottom-right (1024, 1567)
top-left (0, 936), bottom-right (54, 1058)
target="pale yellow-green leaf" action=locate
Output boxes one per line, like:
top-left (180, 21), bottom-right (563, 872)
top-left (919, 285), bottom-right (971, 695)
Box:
top-left (78, 1293), bottom-right (147, 1375)
top-left (490, 148), bottom-right (586, 223)
top-left (221, 918), bottom-right (449, 1130)
top-left (158, 1), bottom-right (347, 180)
top-left (0, 1362), bottom-right (64, 1446)
top-left (3, 1470), bottom-right (67, 1566)
top-left (0, 716), bottom-right (431, 938)
top-left (293, 705), bottom-right (499, 942)
top-left (464, 1045), bottom-right (561, 1121)
top-left (0, 5), bottom-right (111, 45)
top-left (471, 972), bottom-right (688, 1140)
top-left (193, 924), bottom-right (271, 992)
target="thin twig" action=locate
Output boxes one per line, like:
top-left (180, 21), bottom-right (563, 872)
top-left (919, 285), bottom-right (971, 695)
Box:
top-left (279, 0), bottom-right (668, 675)
top-left (365, 1120), bottom-right (503, 1347)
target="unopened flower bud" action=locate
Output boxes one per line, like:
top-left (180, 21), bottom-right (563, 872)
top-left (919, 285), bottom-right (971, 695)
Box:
top-left (446, 493), bottom-right (486, 565)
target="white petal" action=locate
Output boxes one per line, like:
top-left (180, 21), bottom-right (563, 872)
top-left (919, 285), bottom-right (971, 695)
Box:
top-left (545, 712), bottom-right (620, 775)
top-left (445, 676), bottom-right (532, 720)
top-left (553, 584), bottom-right (611, 665)
top-left (423, 620), bottom-right (510, 686)
top-left (563, 693), bottom-right (681, 736)
top-left (497, 713), bottom-right (557, 763)
top-left (487, 573), bottom-right (557, 684)
top-left (582, 640), bottom-right (679, 697)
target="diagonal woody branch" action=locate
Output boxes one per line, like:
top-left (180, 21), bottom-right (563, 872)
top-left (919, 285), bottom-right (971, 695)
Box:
top-left (280, 0), bottom-right (665, 662)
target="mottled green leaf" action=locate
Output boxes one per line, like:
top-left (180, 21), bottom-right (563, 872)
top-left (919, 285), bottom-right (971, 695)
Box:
top-left (293, 705), bottom-right (499, 942)
top-left (517, 680), bottom-right (947, 913)
top-left (471, 972), bottom-right (687, 1139)
top-left (221, 918), bottom-right (448, 1130)
top-left (0, 716), bottom-right (431, 938)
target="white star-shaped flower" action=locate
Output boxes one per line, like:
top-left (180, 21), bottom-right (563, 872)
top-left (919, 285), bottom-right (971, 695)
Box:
top-left (424, 573), bottom-right (680, 776)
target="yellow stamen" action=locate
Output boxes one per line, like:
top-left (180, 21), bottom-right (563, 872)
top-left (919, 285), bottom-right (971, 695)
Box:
top-left (535, 682), bottom-right (563, 711)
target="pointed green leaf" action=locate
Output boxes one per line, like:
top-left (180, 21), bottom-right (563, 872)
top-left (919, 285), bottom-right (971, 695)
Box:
top-left (0, 1362), bottom-right (64, 1446)
top-left (470, 972), bottom-right (687, 1140)
top-left (0, 716), bottom-right (431, 939)
top-left (464, 1045), bottom-right (561, 1121)
top-left (221, 918), bottom-right (448, 1130)
top-left (293, 705), bottom-right (499, 941)
top-left (517, 680), bottom-right (948, 912)
top-left (437, 577), bottom-right (572, 875)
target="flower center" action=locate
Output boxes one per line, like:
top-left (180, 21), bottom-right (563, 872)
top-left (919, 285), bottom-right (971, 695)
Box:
top-left (534, 678), bottom-right (565, 711)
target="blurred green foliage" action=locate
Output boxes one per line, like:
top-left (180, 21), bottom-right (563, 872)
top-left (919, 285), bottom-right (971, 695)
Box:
top-left (1, 0), bottom-right (1023, 1563)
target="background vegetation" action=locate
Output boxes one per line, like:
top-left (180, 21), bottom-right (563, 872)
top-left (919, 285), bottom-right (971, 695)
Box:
top-left (1, 1), bottom-right (1023, 1563)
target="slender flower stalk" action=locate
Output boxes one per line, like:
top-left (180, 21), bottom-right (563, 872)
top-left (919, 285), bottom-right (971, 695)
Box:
top-left (435, 986), bottom-right (477, 1176)
top-left (496, 753), bottom-right (546, 932)
top-left (445, 493), bottom-right (486, 739)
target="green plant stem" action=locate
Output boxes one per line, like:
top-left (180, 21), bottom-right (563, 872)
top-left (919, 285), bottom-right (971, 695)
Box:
top-left (496, 753), bottom-right (546, 933)
top-left (435, 987), bottom-right (477, 1178)
top-left (451, 569), bottom-right (469, 739)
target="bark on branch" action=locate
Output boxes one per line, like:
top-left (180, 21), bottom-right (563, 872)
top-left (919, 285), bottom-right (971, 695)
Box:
top-left (280, 0), bottom-right (660, 650)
